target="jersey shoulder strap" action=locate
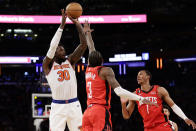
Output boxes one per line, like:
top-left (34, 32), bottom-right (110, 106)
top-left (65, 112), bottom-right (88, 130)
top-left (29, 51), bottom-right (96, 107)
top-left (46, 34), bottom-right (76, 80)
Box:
top-left (153, 85), bottom-right (160, 94)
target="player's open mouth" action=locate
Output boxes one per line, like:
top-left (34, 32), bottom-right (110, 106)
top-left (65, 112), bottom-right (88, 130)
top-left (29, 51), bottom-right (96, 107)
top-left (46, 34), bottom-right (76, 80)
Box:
top-left (137, 79), bottom-right (142, 81)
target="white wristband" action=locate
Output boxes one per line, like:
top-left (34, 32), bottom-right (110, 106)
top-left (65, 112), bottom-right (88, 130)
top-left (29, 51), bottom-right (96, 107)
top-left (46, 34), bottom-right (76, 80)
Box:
top-left (171, 104), bottom-right (188, 120)
top-left (114, 86), bottom-right (142, 101)
top-left (46, 28), bottom-right (63, 59)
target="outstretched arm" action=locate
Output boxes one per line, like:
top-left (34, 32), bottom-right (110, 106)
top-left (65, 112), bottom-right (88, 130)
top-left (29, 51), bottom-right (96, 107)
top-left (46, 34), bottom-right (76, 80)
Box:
top-left (104, 67), bottom-right (140, 101)
top-left (102, 67), bottom-right (156, 105)
top-left (43, 9), bottom-right (66, 75)
top-left (68, 17), bottom-right (87, 66)
top-left (158, 87), bottom-right (196, 130)
top-left (83, 20), bottom-right (95, 54)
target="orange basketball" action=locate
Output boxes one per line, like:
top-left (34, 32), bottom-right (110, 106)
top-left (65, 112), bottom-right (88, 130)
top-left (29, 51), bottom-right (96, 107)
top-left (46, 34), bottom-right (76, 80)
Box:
top-left (66, 2), bottom-right (83, 19)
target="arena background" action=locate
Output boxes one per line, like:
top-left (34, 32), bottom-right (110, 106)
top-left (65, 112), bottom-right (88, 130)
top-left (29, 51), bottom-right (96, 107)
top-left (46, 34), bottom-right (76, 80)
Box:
top-left (0, 0), bottom-right (196, 131)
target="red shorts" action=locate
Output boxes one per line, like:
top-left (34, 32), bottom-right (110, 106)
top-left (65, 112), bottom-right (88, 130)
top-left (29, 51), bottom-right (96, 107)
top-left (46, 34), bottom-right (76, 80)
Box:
top-left (82, 104), bottom-right (112, 131)
top-left (144, 122), bottom-right (172, 131)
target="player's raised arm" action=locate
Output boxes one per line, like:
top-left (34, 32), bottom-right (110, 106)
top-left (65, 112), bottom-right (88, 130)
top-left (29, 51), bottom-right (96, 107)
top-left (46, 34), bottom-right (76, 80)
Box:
top-left (68, 16), bottom-right (87, 66)
top-left (158, 87), bottom-right (196, 130)
top-left (43, 9), bottom-right (67, 75)
top-left (83, 20), bottom-right (95, 54)
top-left (102, 67), bottom-right (156, 106)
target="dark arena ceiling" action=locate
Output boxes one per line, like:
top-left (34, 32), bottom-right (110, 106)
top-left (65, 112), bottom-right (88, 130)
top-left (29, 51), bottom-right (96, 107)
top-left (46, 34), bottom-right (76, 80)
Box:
top-left (0, 0), bottom-right (196, 60)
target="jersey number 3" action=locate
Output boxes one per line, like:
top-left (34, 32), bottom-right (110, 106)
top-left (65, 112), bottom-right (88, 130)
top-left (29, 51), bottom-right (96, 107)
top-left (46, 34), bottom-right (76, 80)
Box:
top-left (87, 81), bottom-right (92, 98)
top-left (57, 70), bottom-right (70, 81)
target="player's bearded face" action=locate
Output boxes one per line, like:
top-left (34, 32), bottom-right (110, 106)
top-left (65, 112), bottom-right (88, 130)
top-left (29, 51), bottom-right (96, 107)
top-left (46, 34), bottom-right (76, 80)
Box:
top-left (56, 46), bottom-right (66, 61)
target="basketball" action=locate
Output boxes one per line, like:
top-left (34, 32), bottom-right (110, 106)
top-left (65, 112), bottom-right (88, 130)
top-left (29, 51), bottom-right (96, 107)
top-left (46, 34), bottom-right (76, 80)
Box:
top-left (66, 2), bottom-right (83, 19)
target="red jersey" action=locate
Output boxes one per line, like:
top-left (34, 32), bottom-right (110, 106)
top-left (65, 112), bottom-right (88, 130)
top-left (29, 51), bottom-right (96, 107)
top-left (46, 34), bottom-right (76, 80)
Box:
top-left (136, 85), bottom-right (169, 128)
top-left (85, 66), bottom-right (111, 107)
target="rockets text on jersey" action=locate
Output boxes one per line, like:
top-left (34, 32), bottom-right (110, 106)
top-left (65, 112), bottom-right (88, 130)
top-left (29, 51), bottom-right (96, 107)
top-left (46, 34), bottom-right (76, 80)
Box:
top-left (136, 85), bottom-right (170, 128)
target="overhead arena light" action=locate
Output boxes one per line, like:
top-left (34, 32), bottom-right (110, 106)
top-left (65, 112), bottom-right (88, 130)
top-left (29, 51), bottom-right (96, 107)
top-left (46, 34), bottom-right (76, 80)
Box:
top-left (0, 57), bottom-right (39, 64)
top-left (6, 29), bottom-right (12, 33)
top-left (109, 53), bottom-right (149, 62)
top-left (127, 62), bottom-right (146, 67)
top-left (14, 29), bottom-right (33, 33)
top-left (174, 57), bottom-right (196, 62)
top-left (6, 29), bottom-right (33, 34)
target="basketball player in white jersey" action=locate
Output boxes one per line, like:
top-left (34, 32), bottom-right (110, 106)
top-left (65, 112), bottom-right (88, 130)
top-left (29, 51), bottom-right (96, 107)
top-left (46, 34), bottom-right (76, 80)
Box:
top-left (42, 9), bottom-right (87, 131)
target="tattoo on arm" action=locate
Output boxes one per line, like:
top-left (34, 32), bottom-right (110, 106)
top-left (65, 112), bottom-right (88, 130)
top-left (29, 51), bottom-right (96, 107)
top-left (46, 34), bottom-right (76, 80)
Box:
top-left (104, 67), bottom-right (120, 89)
top-left (69, 44), bottom-right (87, 65)
top-left (69, 23), bottom-right (87, 65)
top-left (76, 23), bottom-right (87, 46)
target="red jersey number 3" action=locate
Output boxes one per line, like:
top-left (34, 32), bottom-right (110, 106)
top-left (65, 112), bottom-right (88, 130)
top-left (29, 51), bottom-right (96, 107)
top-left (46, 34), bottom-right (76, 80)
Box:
top-left (87, 81), bottom-right (92, 98)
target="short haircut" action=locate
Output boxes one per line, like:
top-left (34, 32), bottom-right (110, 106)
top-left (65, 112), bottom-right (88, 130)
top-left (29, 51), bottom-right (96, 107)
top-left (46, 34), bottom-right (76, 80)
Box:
top-left (163, 105), bottom-right (171, 112)
top-left (88, 51), bottom-right (103, 67)
top-left (58, 43), bottom-right (64, 47)
top-left (142, 70), bottom-right (152, 81)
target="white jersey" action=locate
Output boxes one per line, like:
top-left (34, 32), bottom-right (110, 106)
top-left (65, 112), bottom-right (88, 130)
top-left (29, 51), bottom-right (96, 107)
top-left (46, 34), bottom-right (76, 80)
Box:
top-left (46, 60), bottom-right (77, 100)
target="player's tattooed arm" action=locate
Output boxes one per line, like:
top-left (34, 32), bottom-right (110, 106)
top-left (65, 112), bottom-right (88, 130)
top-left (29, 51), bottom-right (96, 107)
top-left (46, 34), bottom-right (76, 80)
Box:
top-left (102, 67), bottom-right (137, 119)
top-left (83, 20), bottom-right (95, 54)
top-left (68, 43), bottom-right (87, 65)
top-left (102, 67), bottom-right (121, 89)
top-left (68, 16), bottom-right (87, 65)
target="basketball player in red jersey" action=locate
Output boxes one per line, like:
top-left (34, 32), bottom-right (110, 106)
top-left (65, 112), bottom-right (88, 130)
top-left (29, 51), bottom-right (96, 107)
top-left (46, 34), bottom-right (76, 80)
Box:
top-left (121, 70), bottom-right (196, 131)
top-left (163, 105), bottom-right (178, 131)
top-left (82, 21), bottom-right (156, 131)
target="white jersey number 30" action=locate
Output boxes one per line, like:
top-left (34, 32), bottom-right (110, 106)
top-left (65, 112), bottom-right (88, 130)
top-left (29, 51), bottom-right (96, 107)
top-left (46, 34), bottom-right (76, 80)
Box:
top-left (57, 70), bottom-right (70, 82)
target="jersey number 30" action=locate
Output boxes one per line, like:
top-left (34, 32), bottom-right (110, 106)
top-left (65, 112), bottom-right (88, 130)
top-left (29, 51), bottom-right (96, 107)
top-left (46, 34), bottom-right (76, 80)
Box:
top-left (57, 70), bottom-right (70, 81)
